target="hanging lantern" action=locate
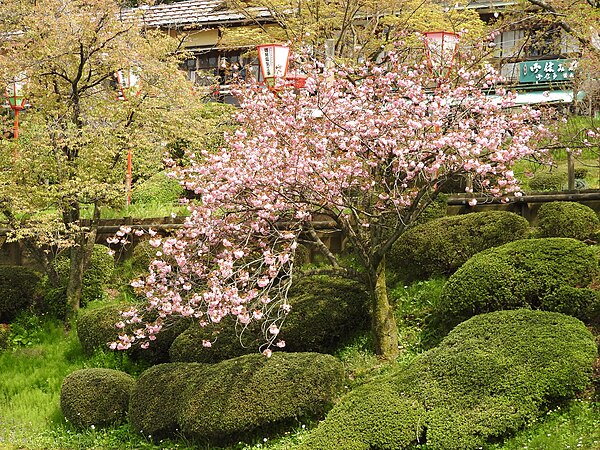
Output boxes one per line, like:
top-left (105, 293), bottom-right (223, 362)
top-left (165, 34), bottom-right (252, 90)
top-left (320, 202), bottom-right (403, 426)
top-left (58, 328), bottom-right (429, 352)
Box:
top-left (4, 76), bottom-right (28, 140)
top-left (256, 43), bottom-right (290, 88)
top-left (116, 67), bottom-right (141, 101)
top-left (423, 31), bottom-right (460, 79)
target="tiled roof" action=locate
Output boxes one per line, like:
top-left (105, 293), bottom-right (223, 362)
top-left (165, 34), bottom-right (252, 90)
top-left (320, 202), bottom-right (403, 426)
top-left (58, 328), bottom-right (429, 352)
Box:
top-left (119, 0), bottom-right (274, 28)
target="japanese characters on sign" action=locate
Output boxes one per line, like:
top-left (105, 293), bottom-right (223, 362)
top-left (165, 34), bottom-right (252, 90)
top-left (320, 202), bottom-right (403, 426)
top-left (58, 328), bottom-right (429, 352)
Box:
top-left (519, 59), bottom-right (577, 84)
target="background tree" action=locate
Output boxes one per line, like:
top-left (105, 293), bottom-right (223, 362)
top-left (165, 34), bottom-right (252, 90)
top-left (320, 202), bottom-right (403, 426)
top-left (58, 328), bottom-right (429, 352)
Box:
top-left (221, 0), bottom-right (487, 63)
top-left (0, 0), bottom-right (230, 322)
top-left (114, 41), bottom-right (550, 360)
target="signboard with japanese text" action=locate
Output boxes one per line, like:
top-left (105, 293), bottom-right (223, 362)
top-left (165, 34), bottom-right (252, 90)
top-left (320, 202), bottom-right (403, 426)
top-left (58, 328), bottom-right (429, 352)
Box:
top-left (519, 59), bottom-right (577, 84)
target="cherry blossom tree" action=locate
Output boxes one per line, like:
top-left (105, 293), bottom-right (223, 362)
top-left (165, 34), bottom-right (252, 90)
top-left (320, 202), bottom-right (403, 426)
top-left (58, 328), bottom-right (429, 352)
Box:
top-left (115, 42), bottom-right (550, 360)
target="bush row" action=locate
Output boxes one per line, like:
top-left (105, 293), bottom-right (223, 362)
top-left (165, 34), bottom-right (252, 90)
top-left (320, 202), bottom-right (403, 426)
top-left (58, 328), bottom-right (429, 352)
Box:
top-left (61, 352), bottom-right (346, 444)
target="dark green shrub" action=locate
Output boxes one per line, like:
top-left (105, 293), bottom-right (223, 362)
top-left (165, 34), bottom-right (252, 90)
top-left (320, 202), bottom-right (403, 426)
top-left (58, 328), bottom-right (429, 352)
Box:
top-left (388, 211), bottom-right (530, 282)
top-left (131, 171), bottom-right (183, 205)
top-left (129, 363), bottom-right (207, 439)
top-left (60, 368), bottom-right (135, 428)
top-left (542, 285), bottom-right (600, 322)
top-left (169, 276), bottom-right (369, 363)
top-left (77, 303), bottom-right (190, 364)
top-left (178, 352), bottom-right (346, 444)
top-left (0, 266), bottom-right (41, 322)
top-left (536, 201), bottom-right (600, 241)
top-left (45, 245), bottom-right (115, 318)
top-left (438, 238), bottom-right (599, 331)
top-left (300, 310), bottom-right (597, 450)
top-left (528, 171), bottom-right (566, 191)
top-left (77, 304), bottom-right (128, 356)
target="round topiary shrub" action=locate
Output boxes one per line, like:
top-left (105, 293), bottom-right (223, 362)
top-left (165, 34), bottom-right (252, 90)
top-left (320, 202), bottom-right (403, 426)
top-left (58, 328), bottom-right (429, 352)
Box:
top-left (77, 303), bottom-right (190, 363)
top-left (129, 362), bottom-right (207, 439)
top-left (388, 211), bottom-right (530, 282)
top-left (178, 352), bottom-right (346, 444)
top-left (528, 171), bottom-right (566, 191)
top-left (0, 266), bottom-right (41, 322)
top-left (60, 368), bottom-right (135, 428)
top-left (169, 276), bottom-right (370, 363)
top-left (536, 201), bottom-right (600, 241)
top-left (299, 309), bottom-right (597, 450)
top-left (437, 237), bottom-right (599, 331)
top-left (77, 304), bottom-right (129, 356)
top-left (131, 171), bottom-right (183, 205)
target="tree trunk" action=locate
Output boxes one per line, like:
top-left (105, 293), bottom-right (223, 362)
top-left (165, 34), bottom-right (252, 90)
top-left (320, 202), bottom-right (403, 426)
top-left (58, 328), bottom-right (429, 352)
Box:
top-left (65, 234), bottom-right (85, 324)
top-left (64, 202), bottom-right (100, 324)
top-left (371, 255), bottom-right (399, 360)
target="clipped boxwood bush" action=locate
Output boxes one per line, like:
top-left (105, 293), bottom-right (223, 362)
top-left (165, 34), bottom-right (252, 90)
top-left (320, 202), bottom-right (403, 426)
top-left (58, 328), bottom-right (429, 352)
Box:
top-left (169, 276), bottom-right (369, 363)
top-left (129, 362), bottom-right (207, 439)
top-left (178, 352), bottom-right (346, 444)
top-left (299, 309), bottom-right (597, 450)
top-left (528, 171), bottom-right (566, 191)
top-left (536, 201), bottom-right (600, 241)
top-left (0, 265), bottom-right (41, 322)
top-left (131, 171), bottom-right (183, 205)
top-left (77, 303), bottom-right (190, 364)
top-left (388, 211), bottom-right (530, 282)
top-left (60, 368), bottom-right (135, 428)
top-left (437, 238), bottom-right (599, 331)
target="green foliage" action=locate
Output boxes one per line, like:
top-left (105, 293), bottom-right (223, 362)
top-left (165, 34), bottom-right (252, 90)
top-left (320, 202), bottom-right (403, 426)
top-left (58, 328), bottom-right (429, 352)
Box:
top-left (178, 352), bottom-right (346, 444)
top-left (169, 275), bottom-right (370, 363)
top-left (0, 323), bottom-right (10, 350)
top-left (45, 245), bottom-right (116, 318)
top-left (487, 400), bottom-right (600, 450)
top-left (388, 211), bottom-right (530, 283)
top-left (131, 171), bottom-right (183, 205)
top-left (76, 303), bottom-right (126, 356)
top-left (299, 309), bottom-right (597, 450)
top-left (60, 368), bottom-right (135, 428)
top-left (130, 354), bottom-right (345, 445)
top-left (0, 265), bottom-right (41, 322)
top-left (129, 362), bottom-right (207, 439)
top-left (528, 172), bottom-right (566, 191)
top-left (437, 238), bottom-right (599, 332)
top-left (77, 303), bottom-right (191, 364)
top-left (536, 201), bottom-right (600, 241)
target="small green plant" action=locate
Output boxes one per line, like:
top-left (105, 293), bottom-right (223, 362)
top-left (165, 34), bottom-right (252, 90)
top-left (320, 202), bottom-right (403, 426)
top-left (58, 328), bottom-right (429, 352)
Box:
top-left (0, 323), bottom-right (10, 350)
top-left (536, 201), bottom-right (600, 241)
top-left (528, 171), bottom-right (566, 192)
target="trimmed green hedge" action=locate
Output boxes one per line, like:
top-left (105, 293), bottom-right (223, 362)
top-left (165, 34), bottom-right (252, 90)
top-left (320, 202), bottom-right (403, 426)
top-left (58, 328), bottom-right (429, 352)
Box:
top-left (438, 238), bottom-right (599, 331)
top-left (528, 172), bottom-right (566, 191)
top-left (60, 368), bottom-right (135, 428)
top-left (77, 303), bottom-right (190, 364)
top-left (129, 363), bottom-right (207, 439)
top-left (131, 171), bottom-right (183, 205)
top-left (0, 266), bottom-right (40, 322)
top-left (299, 309), bottom-right (597, 450)
top-left (178, 352), bottom-right (346, 444)
top-left (129, 353), bottom-right (345, 444)
top-left (388, 211), bottom-right (530, 282)
top-left (169, 276), bottom-right (369, 363)
top-left (536, 201), bottom-right (600, 241)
